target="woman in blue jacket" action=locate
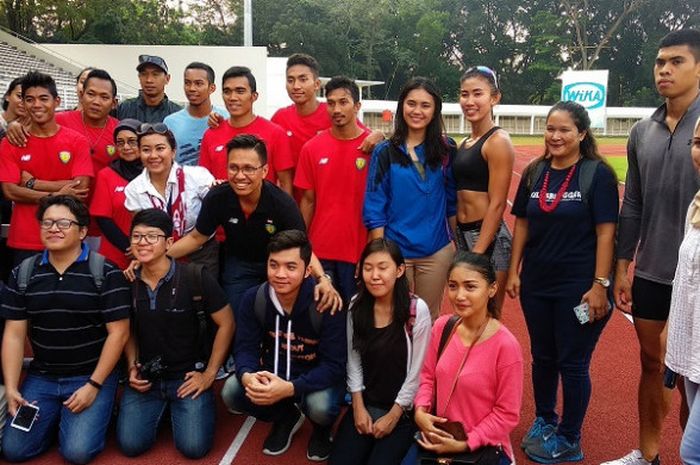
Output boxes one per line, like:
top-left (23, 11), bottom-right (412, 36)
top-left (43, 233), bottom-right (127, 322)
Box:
top-left (363, 77), bottom-right (455, 320)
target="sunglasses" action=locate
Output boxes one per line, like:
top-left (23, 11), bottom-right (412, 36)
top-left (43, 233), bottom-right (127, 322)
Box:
top-left (137, 122), bottom-right (169, 136)
top-left (465, 66), bottom-right (499, 89)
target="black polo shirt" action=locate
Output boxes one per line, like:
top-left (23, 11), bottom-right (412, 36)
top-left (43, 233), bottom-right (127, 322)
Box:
top-left (132, 260), bottom-right (229, 378)
top-left (196, 180), bottom-right (306, 263)
top-left (1, 245), bottom-right (131, 377)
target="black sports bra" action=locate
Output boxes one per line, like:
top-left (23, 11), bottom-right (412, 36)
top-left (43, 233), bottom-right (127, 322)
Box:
top-left (452, 126), bottom-right (500, 192)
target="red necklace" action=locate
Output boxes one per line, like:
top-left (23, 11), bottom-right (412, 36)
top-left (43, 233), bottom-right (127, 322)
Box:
top-left (538, 163), bottom-right (577, 213)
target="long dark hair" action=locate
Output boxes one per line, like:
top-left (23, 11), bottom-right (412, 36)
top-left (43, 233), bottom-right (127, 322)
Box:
top-left (351, 239), bottom-right (411, 355)
top-left (390, 77), bottom-right (449, 170)
top-left (448, 251), bottom-right (499, 319)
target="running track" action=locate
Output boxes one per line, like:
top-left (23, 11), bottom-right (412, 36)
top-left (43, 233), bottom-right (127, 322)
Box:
top-left (19, 147), bottom-right (684, 465)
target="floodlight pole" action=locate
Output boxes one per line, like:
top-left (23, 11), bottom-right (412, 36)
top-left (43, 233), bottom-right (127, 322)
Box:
top-left (244, 0), bottom-right (252, 46)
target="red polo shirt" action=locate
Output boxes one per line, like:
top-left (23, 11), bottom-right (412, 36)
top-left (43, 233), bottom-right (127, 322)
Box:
top-left (90, 166), bottom-right (131, 269)
top-left (0, 126), bottom-right (94, 250)
top-left (272, 103), bottom-right (331, 165)
top-left (56, 111), bottom-right (119, 174)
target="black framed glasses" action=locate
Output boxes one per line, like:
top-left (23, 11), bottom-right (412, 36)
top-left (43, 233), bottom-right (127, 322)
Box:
top-left (130, 233), bottom-right (167, 244)
top-left (39, 219), bottom-right (81, 230)
top-left (137, 123), bottom-right (169, 136)
top-left (228, 164), bottom-right (266, 176)
top-left (116, 138), bottom-right (139, 148)
top-left (465, 65), bottom-right (499, 89)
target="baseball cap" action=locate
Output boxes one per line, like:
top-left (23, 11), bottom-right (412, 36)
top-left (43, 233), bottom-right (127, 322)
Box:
top-left (136, 55), bottom-right (169, 74)
top-left (113, 118), bottom-right (142, 140)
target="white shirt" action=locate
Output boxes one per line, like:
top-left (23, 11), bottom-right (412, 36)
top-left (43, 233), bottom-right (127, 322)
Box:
top-left (124, 162), bottom-right (214, 234)
top-left (666, 193), bottom-right (700, 384)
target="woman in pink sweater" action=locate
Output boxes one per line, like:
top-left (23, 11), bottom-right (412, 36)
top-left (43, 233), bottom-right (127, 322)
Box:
top-left (413, 251), bottom-right (523, 464)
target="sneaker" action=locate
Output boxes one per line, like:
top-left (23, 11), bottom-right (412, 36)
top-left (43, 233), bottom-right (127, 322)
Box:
top-left (521, 417), bottom-right (556, 450)
top-left (600, 450), bottom-right (660, 465)
top-left (525, 433), bottom-right (583, 464)
top-left (262, 407), bottom-right (306, 456)
top-left (306, 425), bottom-right (332, 462)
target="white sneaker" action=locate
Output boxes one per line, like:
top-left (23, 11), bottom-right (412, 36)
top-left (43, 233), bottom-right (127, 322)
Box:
top-left (601, 449), bottom-right (660, 465)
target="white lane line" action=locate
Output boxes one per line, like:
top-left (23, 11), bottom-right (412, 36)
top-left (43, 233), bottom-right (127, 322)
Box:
top-left (623, 312), bottom-right (633, 323)
top-left (219, 415), bottom-right (256, 465)
top-left (507, 200), bottom-right (513, 207)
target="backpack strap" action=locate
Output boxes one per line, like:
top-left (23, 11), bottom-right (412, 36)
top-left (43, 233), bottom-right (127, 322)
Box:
top-left (405, 294), bottom-right (418, 339)
top-left (87, 251), bottom-right (105, 293)
top-left (182, 263), bottom-right (208, 364)
top-left (578, 158), bottom-right (602, 209)
top-left (254, 283), bottom-right (268, 327)
top-left (16, 254), bottom-right (40, 295)
top-left (437, 315), bottom-right (460, 360)
top-left (525, 158), bottom-right (547, 197)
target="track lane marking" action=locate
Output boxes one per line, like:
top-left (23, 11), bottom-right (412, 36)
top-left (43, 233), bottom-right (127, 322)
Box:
top-left (219, 415), bottom-right (256, 465)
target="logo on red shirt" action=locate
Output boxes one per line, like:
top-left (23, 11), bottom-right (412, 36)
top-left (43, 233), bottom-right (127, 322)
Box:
top-left (107, 145), bottom-right (116, 157)
top-left (355, 158), bottom-right (366, 170)
top-left (20, 154), bottom-right (31, 162)
top-left (59, 151), bottom-right (72, 164)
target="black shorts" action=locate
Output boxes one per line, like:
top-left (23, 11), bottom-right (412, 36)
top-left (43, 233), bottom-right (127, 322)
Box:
top-left (631, 276), bottom-right (672, 321)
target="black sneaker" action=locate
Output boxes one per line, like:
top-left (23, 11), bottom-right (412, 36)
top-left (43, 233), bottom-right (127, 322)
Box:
top-left (307, 425), bottom-right (332, 462)
top-left (262, 407), bottom-right (305, 456)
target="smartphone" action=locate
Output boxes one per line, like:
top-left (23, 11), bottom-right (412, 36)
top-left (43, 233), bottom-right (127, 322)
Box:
top-left (573, 302), bottom-right (590, 324)
top-left (11, 404), bottom-right (39, 432)
top-left (435, 420), bottom-right (467, 441)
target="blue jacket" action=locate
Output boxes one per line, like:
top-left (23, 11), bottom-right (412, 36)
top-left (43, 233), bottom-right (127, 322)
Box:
top-left (363, 140), bottom-right (456, 258)
top-left (233, 277), bottom-right (346, 395)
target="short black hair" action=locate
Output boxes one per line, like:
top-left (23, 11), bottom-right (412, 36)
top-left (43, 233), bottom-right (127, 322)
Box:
top-left (226, 134), bottom-right (267, 165)
top-left (267, 229), bottom-right (312, 267)
top-left (36, 194), bottom-right (90, 227)
top-left (2, 76), bottom-right (23, 111)
top-left (84, 69), bottom-right (117, 97)
top-left (286, 53), bottom-right (320, 77)
top-left (659, 29), bottom-right (700, 61)
top-left (325, 75), bottom-right (360, 103)
top-left (222, 66), bottom-right (257, 93)
top-left (21, 71), bottom-right (58, 99)
top-left (185, 62), bottom-right (215, 84)
top-left (130, 208), bottom-right (173, 237)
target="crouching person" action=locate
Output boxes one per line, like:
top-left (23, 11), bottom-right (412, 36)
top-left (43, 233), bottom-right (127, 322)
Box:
top-left (222, 230), bottom-right (346, 462)
top-left (116, 208), bottom-right (234, 459)
top-left (1, 195), bottom-right (130, 464)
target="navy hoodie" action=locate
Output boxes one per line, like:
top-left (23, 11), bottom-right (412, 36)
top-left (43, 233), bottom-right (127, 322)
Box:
top-left (234, 276), bottom-right (346, 395)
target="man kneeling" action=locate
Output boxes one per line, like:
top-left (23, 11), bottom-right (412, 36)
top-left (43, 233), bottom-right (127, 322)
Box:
top-left (116, 208), bottom-right (234, 459)
top-left (222, 230), bottom-right (346, 461)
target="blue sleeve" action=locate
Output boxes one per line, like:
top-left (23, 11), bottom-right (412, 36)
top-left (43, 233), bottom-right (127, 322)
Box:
top-left (233, 287), bottom-right (264, 380)
top-left (291, 309), bottom-right (347, 395)
top-left (363, 143), bottom-right (391, 230)
top-left (445, 140), bottom-right (457, 217)
top-left (590, 163), bottom-right (620, 224)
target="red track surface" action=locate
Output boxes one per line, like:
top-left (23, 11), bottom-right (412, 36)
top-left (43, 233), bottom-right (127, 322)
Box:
top-left (14, 146), bottom-right (684, 465)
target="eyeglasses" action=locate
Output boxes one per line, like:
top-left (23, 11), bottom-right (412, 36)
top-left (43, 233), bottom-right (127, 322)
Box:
top-left (228, 164), bottom-right (265, 176)
top-left (40, 219), bottom-right (81, 230)
top-left (116, 138), bottom-right (138, 148)
top-left (130, 233), bottom-right (167, 244)
top-left (465, 66), bottom-right (499, 89)
top-left (137, 123), bottom-right (169, 136)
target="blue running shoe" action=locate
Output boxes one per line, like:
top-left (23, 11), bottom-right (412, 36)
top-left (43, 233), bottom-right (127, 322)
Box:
top-left (521, 417), bottom-right (556, 450)
top-left (525, 433), bottom-right (583, 464)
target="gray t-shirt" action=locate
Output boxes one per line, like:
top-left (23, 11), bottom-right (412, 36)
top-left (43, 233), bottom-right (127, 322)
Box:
top-left (617, 94), bottom-right (700, 284)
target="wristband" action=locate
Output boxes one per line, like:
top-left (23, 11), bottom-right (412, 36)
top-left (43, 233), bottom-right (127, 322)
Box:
top-left (87, 378), bottom-right (102, 390)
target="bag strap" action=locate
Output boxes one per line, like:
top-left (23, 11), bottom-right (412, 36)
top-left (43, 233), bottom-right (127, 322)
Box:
top-left (184, 263), bottom-right (207, 363)
top-left (17, 254), bottom-right (40, 295)
top-left (579, 158), bottom-right (601, 209)
top-left (87, 251), bottom-right (105, 292)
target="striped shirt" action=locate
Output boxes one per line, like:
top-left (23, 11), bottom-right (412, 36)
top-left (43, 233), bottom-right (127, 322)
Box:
top-left (1, 245), bottom-right (131, 376)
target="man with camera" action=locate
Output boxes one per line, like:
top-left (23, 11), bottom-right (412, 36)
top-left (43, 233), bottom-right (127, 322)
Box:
top-left (115, 208), bottom-right (234, 459)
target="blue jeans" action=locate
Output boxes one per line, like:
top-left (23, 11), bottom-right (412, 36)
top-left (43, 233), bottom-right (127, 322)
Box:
top-left (520, 283), bottom-right (611, 442)
top-left (116, 379), bottom-right (215, 459)
top-left (682, 379), bottom-right (700, 465)
top-left (221, 375), bottom-right (344, 426)
top-left (320, 259), bottom-right (358, 305)
top-left (2, 372), bottom-right (118, 464)
top-left (221, 255), bottom-right (266, 310)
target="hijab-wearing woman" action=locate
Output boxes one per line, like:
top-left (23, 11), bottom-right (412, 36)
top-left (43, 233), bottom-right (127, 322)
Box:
top-left (506, 101), bottom-right (619, 463)
top-left (363, 77), bottom-right (456, 320)
top-left (124, 123), bottom-right (218, 273)
top-left (90, 118), bottom-right (143, 269)
top-left (413, 251), bottom-right (522, 465)
top-left (330, 238), bottom-right (431, 465)
top-left (453, 66), bottom-right (514, 314)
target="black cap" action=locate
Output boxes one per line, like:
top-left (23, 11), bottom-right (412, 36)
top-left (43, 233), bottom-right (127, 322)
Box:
top-left (136, 55), bottom-right (168, 74)
top-left (113, 118), bottom-right (142, 140)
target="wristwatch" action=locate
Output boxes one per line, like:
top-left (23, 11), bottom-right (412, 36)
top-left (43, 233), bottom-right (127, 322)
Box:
top-left (593, 277), bottom-right (611, 288)
top-left (25, 177), bottom-right (36, 190)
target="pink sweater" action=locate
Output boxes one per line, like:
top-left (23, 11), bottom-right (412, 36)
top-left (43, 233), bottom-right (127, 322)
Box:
top-left (414, 315), bottom-right (523, 459)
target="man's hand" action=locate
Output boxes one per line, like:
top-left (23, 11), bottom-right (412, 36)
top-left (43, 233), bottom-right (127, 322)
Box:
top-left (63, 383), bottom-right (99, 413)
top-left (123, 259), bottom-right (140, 282)
top-left (177, 370), bottom-right (216, 399)
top-left (614, 265), bottom-right (633, 312)
top-left (5, 388), bottom-right (28, 417)
top-left (128, 365), bottom-right (152, 393)
top-left (207, 112), bottom-right (224, 129)
top-left (505, 272), bottom-right (520, 299)
top-left (314, 276), bottom-right (342, 314)
top-left (244, 371), bottom-right (294, 405)
top-left (5, 120), bottom-right (29, 147)
top-left (358, 130), bottom-right (385, 154)
top-left (20, 171), bottom-right (34, 186)
top-left (56, 179), bottom-right (90, 200)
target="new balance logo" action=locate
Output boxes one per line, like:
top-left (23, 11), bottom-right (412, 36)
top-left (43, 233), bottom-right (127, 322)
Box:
top-left (319, 157), bottom-right (329, 165)
top-left (20, 154), bottom-right (31, 162)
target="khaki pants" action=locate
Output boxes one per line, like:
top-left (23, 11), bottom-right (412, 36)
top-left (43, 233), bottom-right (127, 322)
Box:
top-left (405, 243), bottom-right (454, 320)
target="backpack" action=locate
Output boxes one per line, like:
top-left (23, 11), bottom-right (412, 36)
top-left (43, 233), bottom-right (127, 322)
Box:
top-left (524, 157), bottom-right (601, 209)
top-left (254, 282), bottom-right (323, 333)
top-left (180, 263), bottom-right (214, 365)
top-left (17, 251), bottom-right (105, 294)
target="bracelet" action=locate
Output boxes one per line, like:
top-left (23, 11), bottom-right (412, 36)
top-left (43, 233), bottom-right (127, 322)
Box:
top-left (87, 378), bottom-right (103, 390)
top-left (316, 273), bottom-right (332, 284)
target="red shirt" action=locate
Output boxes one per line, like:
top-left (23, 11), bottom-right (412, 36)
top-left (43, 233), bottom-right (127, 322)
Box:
top-left (199, 116), bottom-right (294, 182)
top-left (294, 129), bottom-right (370, 263)
top-left (0, 126), bottom-right (94, 250)
top-left (272, 103), bottom-right (331, 165)
top-left (90, 166), bottom-right (131, 269)
top-left (56, 111), bottom-right (119, 174)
